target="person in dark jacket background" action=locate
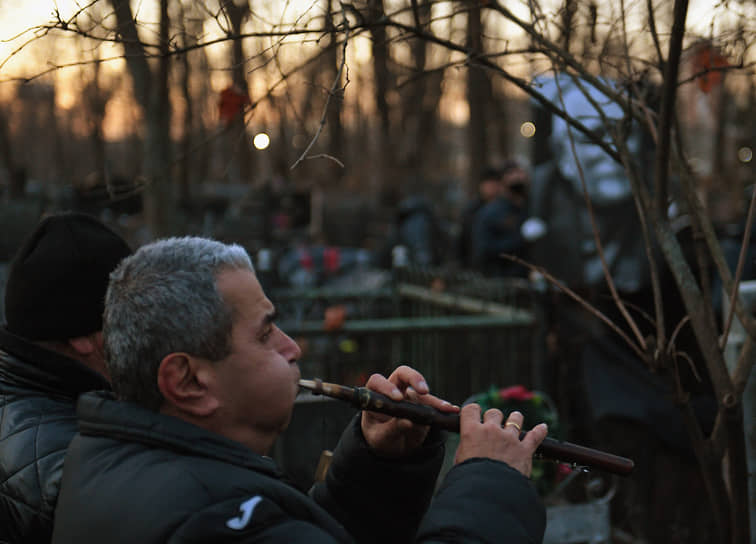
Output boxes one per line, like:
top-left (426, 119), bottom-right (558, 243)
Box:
top-left (457, 166), bottom-right (504, 268)
top-left (52, 236), bottom-right (548, 543)
top-left (395, 195), bottom-right (443, 267)
top-left (0, 212), bottom-right (132, 543)
top-left (471, 160), bottom-right (531, 277)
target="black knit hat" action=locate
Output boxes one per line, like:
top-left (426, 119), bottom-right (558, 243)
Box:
top-left (3, 212), bottom-right (132, 341)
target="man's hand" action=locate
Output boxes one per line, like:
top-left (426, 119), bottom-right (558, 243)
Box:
top-left (454, 404), bottom-right (548, 477)
top-left (360, 365), bottom-right (458, 457)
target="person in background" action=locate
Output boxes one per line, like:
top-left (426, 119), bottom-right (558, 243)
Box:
top-left (395, 194), bottom-right (443, 267)
top-left (528, 73), bottom-right (716, 543)
top-left (0, 212), bottom-right (132, 543)
top-left (471, 160), bottom-right (531, 277)
top-left (52, 236), bottom-right (548, 543)
top-left (457, 166), bottom-right (504, 269)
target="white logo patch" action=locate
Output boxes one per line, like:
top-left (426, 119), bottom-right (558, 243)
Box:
top-left (226, 496), bottom-right (263, 530)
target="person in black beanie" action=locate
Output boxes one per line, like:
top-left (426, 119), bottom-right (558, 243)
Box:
top-left (0, 211), bottom-right (132, 544)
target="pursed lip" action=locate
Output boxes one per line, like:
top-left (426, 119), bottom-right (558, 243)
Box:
top-left (292, 366), bottom-right (302, 392)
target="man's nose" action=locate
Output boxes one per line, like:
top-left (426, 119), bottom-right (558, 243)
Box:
top-left (281, 330), bottom-right (302, 362)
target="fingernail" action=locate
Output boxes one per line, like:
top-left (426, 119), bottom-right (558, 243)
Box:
top-left (418, 380), bottom-right (429, 392)
top-left (391, 387), bottom-right (401, 398)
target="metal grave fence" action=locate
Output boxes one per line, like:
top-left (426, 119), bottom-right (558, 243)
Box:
top-left (270, 265), bottom-right (615, 543)
top-left (270, 265), bottom-right (543, 405)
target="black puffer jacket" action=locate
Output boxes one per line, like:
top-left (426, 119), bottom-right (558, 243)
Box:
top-left (52, 391), bottom-right (545, 543)
top-left (0, 328), bottom-right (109, 543)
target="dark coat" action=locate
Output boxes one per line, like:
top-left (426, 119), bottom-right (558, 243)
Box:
top-left (0, 328), bottom-right (109, 544)
top-left (457, 197), bottom-right (484, 268)
top-left (471, 197), bottom-right (528, 277)
top-left (52, 391), bottom-right (545, 543)
top-left (396, 196), bottom-right (442, 267)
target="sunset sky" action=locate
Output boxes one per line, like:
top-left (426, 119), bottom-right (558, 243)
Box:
top-left (0, 0), bottom-right (730, 74)
top-left (0, 0), bottom-right (744, 109)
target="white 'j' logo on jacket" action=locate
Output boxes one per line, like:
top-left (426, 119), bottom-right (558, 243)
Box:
top-left (226, 496), bottom-right (263, 530)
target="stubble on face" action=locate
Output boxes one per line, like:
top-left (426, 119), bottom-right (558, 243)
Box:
top-left (212, 267), bottom-right (301, 452)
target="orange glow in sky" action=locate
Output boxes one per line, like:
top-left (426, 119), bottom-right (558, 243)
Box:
top-left (0, 0), bottom-right (742, 130)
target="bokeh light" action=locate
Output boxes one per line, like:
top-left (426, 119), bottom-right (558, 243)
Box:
top-left (520, 121), bottom-right (536, 138)
top-left (253, 132), bottom-right (270, 150)
top-left (737, 146), bottom-right (752, 163)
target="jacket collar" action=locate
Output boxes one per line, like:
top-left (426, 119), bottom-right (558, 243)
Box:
top-left (77, 391), bottom-right (283, 478)
top-left (0, 326), bottom-right (110, 396)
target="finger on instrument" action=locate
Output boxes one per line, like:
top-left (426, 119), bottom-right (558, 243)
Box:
top-left (504, 410), bottom-right (524, 433)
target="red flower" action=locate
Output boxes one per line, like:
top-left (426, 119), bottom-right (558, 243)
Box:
top-left (556, 463), bottom-right (573, 481)
top-left (498, 385), bottom-right (535, 401)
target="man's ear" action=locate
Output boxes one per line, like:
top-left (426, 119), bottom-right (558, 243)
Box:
top-left (67, 333), bottom-right (110, 380)
top-left (157, 353), bottom-right (219, 417)
top-left (68, 335), bottom-right (97, 355)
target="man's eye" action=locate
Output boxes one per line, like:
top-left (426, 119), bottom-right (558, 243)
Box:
top-left (260, 327), bottom-right (273, 342)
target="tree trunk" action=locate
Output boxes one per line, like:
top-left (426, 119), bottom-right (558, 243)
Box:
top-left (223, 0), bottom-right (253, 185)
top-left (325, 0), bottom-right (344, 185)
top-left (561, 0), bottom-right (577, 53)
top-left (401, 0), bottom-right (442, 180)
top-left (0, 107), bottom-right (21, 200)
top-left (176, 2), bottom-right (194, 206)
top-left (83, 57), bottom-right (108, 184)
top-left (368, 0), bottom-right (393, 195)
top-left (466, 0), bottom-right (489, 189)
top-left (109, 0), bottom-right (174, 237)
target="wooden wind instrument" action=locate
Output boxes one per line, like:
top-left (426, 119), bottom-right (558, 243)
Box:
top-left (299, 378), bottom-right (634, 476)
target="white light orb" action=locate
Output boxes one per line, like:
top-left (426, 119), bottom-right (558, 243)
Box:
top-left (520, 122), bottom-right (536, 138)
top-left (253, 132), bottom-right (270, 150)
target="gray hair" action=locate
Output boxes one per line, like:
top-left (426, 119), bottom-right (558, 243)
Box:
top-left (103, 236), bottom-right (254, 411)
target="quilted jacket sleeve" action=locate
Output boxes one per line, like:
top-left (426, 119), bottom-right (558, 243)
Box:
top-left (310, 415), bottom-right (446, 544)
top-left (0, 397), bottom-right (78, 544)
top-left (416, 458), bottom-right (546, 543)
top-left (311, 416), bottom-right (546, 544)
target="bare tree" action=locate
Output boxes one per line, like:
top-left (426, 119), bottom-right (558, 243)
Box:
top-left (400, 0), bottom-right (443, 180)
top-left (324, 0), bottom-right (345, 185)
top-left (364, 0), bottom-right (395, 193)
top-left (219, 0), bottom-right (254, 184)
top-left (465, 0), bottom-right (490, 186)
top-left (108, 0), bottom-right (174, 236)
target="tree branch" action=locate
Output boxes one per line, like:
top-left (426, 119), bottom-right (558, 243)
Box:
top-left (291, 5), bottom-right (350, 170)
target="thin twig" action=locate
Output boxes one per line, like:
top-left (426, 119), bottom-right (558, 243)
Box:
top-left (291, 6), bottom-right (350, 170)
top-left (646, 0), bottom-right (664, 66)
top-left (668, 316), bottom-right (704, 382)
top-left (618, 0), bottom-right (665, 353)
top-left (502, 255), bottom-right (645, 361)
top-left (673, 131), bottom-right (756, 343)
top-left (668, 315), bottom-right (691, 354)
top-left (720, 184), bottom-right (756, 349)
top-left (303, 153), bottom-right (345, 167)
top-left (552, 74), bottom-right (648, 352)
top-left (673, 349), bottom-right (702, 383)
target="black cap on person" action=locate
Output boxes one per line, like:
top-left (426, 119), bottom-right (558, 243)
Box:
top-left (3, 211), bottom-right (132, 341)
